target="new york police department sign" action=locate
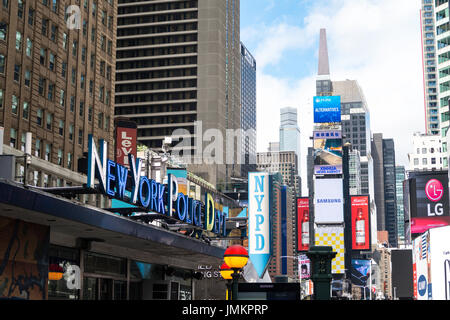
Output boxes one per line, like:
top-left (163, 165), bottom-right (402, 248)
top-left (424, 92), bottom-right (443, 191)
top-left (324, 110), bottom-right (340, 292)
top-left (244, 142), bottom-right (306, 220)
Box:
top-left (248, 172), bottom-right (272, 278)
top-left (86, 135), bottom-right (226, 237)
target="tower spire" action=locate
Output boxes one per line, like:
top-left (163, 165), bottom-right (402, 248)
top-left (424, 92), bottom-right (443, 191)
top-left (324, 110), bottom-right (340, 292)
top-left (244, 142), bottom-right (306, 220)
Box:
top-left (318, 28), bottom-right (330, 78)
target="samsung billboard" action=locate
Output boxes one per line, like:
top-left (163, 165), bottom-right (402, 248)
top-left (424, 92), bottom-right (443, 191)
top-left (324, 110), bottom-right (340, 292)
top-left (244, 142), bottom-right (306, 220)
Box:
top-left (314, 178), bottom-right (344, 224)
top-left (313, 96), bottom-right (341, 124)
top-left (408, 171), bottom-right (450, 234)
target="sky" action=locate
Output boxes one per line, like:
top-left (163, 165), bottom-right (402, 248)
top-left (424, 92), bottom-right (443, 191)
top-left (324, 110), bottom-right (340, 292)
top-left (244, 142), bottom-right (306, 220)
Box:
top-left (240, 0), bottom-right (425, 193)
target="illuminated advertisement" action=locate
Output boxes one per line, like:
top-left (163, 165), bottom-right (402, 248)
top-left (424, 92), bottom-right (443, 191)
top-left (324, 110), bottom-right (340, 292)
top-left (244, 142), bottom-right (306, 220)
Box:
top-left (115, 125), bottom-right (137, 166)
top-left (248, 172), bottom-right (272, 278)
top-left (167, 168), bottom-right (188, 195)
top-left (351, 195), bottom-right (371, 251)
top-left (313, 96), bottom-right (341, 123)
top-left (315, 225), bottom-right (345, 274)
top-left (314, 178), bottom-right (344, 223)
top-left (409, 172), bottom-right (450, 234)
top-left (296, 198), bottom-right (310, 252)
top-left (313, 130), bottom-right (343, 175)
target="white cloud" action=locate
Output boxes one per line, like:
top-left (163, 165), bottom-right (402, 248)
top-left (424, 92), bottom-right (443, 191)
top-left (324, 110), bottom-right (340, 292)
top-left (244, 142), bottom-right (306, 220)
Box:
top-left (243, 0), bottom-right (424, 193)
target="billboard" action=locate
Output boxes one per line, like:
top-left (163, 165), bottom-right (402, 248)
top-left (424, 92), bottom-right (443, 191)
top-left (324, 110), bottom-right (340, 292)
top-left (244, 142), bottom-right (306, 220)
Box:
top-left (167, 168), bottom-right (188, 195)
top-left (409, 172), bottom-right (450, 234)
top-left (391, 249), bottom-right (414, 299)
top-left (248, 172), bottom-right (272, 278)
top-left (296, 198), bottom-right (310, 252)
top-left (315, 225), bottom-right (345, 274)
top-left (115, 125), bottom-right (137, 166)
top-left (313, 96), bottom-right (341, 123)
top-left (314, 178), bottom-right (344, 223)
top-left (350, 259), bottom-right (371, 288)
top-left (298, 254), bottom-right (310, 280)
top-left (313, 130), bottom-right (342, 175)
top-left (413, 232), bottom-right (432, 300)
top-left (350, 195), bottom-right (371, 251)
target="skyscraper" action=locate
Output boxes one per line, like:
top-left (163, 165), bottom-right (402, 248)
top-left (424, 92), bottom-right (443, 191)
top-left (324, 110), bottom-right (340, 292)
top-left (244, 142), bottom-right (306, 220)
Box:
top-left (0, 0), bottom-right (116, 170)
top-left (420, 0), bottom-right (439, 136)
top-left (279, 107), bottom-right (300, 160)
top-left (240, 42), bottom-right (256, 178)
top-left (115, 0), bottom-right (241, 187)
top-left (372, 133), bottom-right (398, 247)
top-left (395, 166), bottom-right (406, 247)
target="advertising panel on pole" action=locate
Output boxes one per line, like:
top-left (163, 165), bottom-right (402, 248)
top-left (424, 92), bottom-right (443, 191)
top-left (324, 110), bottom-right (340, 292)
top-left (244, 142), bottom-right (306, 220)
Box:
top-left (298, 254), bottom-right (310, 280)
top-left (350, 195), bottom-right (371, 251)
top-left (314, 225), bottom-right (345, 274)
top-left (350, 259), bottom-right (371, 288)
top-left (313, 96), bottom-right (341, 124)
top-left (248, 172), bottom-right (271, 278)
top-left (115, 124), bottom-right (137, 166)
top-left (313, 130), bottom-right (342, 175)
top-left (296, 198), bottom-right (310, 252)
top-left (409, 171), bottom-right (450, 234)
top-left (314, 178), bottom-right (344, 223)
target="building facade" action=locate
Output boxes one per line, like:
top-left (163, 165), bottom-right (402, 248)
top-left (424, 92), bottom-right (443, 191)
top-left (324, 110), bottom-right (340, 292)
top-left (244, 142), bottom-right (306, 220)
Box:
top-left (1, 0), bottom-right (116, 170)
top-left (372, 133), bottom-right (398, 248)
top-left (240, 42), bottom-right (256, 178)
top-left (421, 0), bottom-right (440, 135)
top-left (395, 166), bottom-right (406, 247)
top-left (408, 131), bottom-right (445, 171)
top-left (115, 0), bottom-right (241, 187)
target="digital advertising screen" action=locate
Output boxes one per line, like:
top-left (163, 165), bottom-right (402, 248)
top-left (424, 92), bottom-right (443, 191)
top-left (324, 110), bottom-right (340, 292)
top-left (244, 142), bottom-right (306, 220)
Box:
top-left (313, 96), bottom-right (341, 124)
top-left (314, 178), bottom-right (344, 224)
top-left (313, 130), bottom-right (343, 175)
top-left (350, 195), bottom-right (371, 251)
top-left (296, 198), bottom-right (310, 252)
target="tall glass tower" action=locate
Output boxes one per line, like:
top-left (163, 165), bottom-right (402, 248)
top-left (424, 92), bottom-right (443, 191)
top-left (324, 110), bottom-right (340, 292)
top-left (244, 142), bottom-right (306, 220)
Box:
top-left (279, 107), bottom-right (300, 175)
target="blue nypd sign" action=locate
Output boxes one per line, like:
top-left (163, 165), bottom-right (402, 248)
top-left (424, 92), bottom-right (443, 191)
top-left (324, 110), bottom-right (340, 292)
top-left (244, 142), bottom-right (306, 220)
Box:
top-left (313, 96), bottom-right (341, 123)
top-left (248, 172), bottom-right (272, 278)
top-left (86, 134), bottom-right (226, 236)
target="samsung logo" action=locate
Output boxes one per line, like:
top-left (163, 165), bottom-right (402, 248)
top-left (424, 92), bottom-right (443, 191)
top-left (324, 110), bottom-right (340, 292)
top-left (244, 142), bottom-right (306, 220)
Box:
top-left (317, 199), bottom-right (342, 204)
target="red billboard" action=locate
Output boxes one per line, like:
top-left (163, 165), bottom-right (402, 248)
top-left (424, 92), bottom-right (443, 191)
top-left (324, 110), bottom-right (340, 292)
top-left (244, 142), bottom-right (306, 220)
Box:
top-left (297, 198), bottom-right (310, 252)
top-left (115, 126), bottom-right (137, 166)
top-left (351, 195), bottom-right (371, 251)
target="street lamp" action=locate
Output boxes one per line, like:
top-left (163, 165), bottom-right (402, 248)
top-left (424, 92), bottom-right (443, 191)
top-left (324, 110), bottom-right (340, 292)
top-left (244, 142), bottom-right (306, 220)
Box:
top-left (219, 262), bottom-right (233, 300)
top-left (223, 245), bottom-right (249, 301)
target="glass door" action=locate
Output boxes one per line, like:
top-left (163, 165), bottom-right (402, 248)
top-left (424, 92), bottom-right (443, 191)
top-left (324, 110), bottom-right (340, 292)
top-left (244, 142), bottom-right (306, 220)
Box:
top-left (99, 278), bottom-right (113, 300)
top-left (83, 277), bottom-right (98, 300)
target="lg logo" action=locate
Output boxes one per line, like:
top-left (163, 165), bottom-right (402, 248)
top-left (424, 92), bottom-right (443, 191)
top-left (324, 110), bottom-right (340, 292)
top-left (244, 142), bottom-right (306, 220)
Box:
top-left (425, 179), bottom-right (444, 216)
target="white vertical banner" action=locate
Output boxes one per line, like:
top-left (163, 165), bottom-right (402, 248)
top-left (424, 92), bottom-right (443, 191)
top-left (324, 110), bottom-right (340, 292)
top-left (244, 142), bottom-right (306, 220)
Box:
top-left (248, 172), bottom-right (271, 278)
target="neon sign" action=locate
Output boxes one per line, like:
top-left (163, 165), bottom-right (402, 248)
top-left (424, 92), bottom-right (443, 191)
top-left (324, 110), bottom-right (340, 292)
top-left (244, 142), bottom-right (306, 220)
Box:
top-left (86, 135), bottom-right (227, 236)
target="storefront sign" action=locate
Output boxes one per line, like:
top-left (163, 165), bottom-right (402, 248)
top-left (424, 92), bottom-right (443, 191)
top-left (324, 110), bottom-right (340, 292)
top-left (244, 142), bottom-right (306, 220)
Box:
top-left (87, 135), bottom-right (226, 236)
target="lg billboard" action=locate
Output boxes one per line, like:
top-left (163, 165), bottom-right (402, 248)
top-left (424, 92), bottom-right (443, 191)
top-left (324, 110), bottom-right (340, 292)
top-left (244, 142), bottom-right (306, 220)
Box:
top-left (408, 171), bottom-right (450, 234)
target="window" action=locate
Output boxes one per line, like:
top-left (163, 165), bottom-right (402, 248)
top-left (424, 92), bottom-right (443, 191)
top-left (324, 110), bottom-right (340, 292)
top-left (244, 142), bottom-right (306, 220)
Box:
top-left (57, 149), bottom-right (63, 165)
top-left (51, 0), bottom-right (58, 13)
top-left (46, 113), bottom-right (53, 130)
top-left (90, 54), bottom-right (95, 70)
top-left (28, 8), bottom-right (34, 26)
top-left (42, 18), bottom-right (49, 36)
top-left (62, 32), bottom-right (68, 50)
top-left (59, 89), bottom-right (65, 107)
top-left (99, 86), bottom-right (104, 102)
top-left (10, 128), bottom-right (17, 148)
top-left (18, 0), bottom-right (23, 18)
top-left (13, 64), bottom-right (20, 82)
top-left (20, 133), bottom-right (26, 151)
top-left (0, 89), bottom-right (3, 108)
top-left (431, 158), bottom-right (436, 165)
top-left (11, 95), bottom-right (18, 114)
top-left (80, 74), bottom-right (85, 89)
top-left (83, 20), bottom-right (87, 36)
top-left (423, 158), bottom-right (428, 165)
top-left (98, 112), bottom-right (103, 128)
top-left (0, 23), bottom-right (6, 40)
top-left (72, 40), bottom-right (77, 56)
top-left (39, 77), bottom-right (46, 96)
top-left (40, 48), bottom-right (47, 65)
top-left (48, 83), bottom-right (55, 100)
top-left (44, 143), bottom-right (51, 161)
top-left (22, 101), bottom-right (29, 119)
top-left (422, 148), bottom-right (427, 154)
top-left (16, 31), bottom-right (22, 50)
top-left (70, 96), bottom-right (75, 112)
top-left (50, 24), bottom-right (58, 42)
top-left (88, 106), bottom-right (93, 122)
top-left (100, 35), bottom-right (106, 51)
top-left (81, 46), bottom-right (86, 63)
top-left (37, 108), bottom-right (43, 126)
top-left (58, 120), bottom-right (64, 135)
top-left (89, 80), bottom-right (93, 97)
top-left (49, 52), bottom-right (55, 71)
top-left (414, 158), bottom-right (419, 166)
top-left (105, 90), bottom-right (110, 106)
top-left (69, 124), bottom-right (73, 140)
top-left (0, 54), bottom-right (4, 73)
top-left (67, 153), bottom-right (72, 169)
top-left (106, 66), bottom-right (111, 80)
top-left (71, 68), bottom-right (76, 85)
top-left (107, 40), bottom-right (112, 55)
top-left (78, 129), bottom-right (83, 145)
top-left (101, 10), bottom-right (106, 25)
top-left (62, 62), bottom-right (67, 78)
top-left (26, 38), bottom-right (32, 57)
top-left (100, 61), bottom-right (105, 76)
top-left (35, 139), bottom-right (41, 157)
top-left (79, 101), bottom-right (84, 117)
top-left (91, 27), bottom-right (96, 43)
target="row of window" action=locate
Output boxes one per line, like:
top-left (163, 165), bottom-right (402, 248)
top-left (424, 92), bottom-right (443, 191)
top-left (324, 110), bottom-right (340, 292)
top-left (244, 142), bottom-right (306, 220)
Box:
top-left (412, 157), bottom-right (442, 166)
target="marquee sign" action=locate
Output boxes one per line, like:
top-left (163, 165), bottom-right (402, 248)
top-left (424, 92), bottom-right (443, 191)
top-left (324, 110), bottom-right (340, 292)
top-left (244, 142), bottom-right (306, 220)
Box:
top-left (86, 135), bottom-right (227, 236)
